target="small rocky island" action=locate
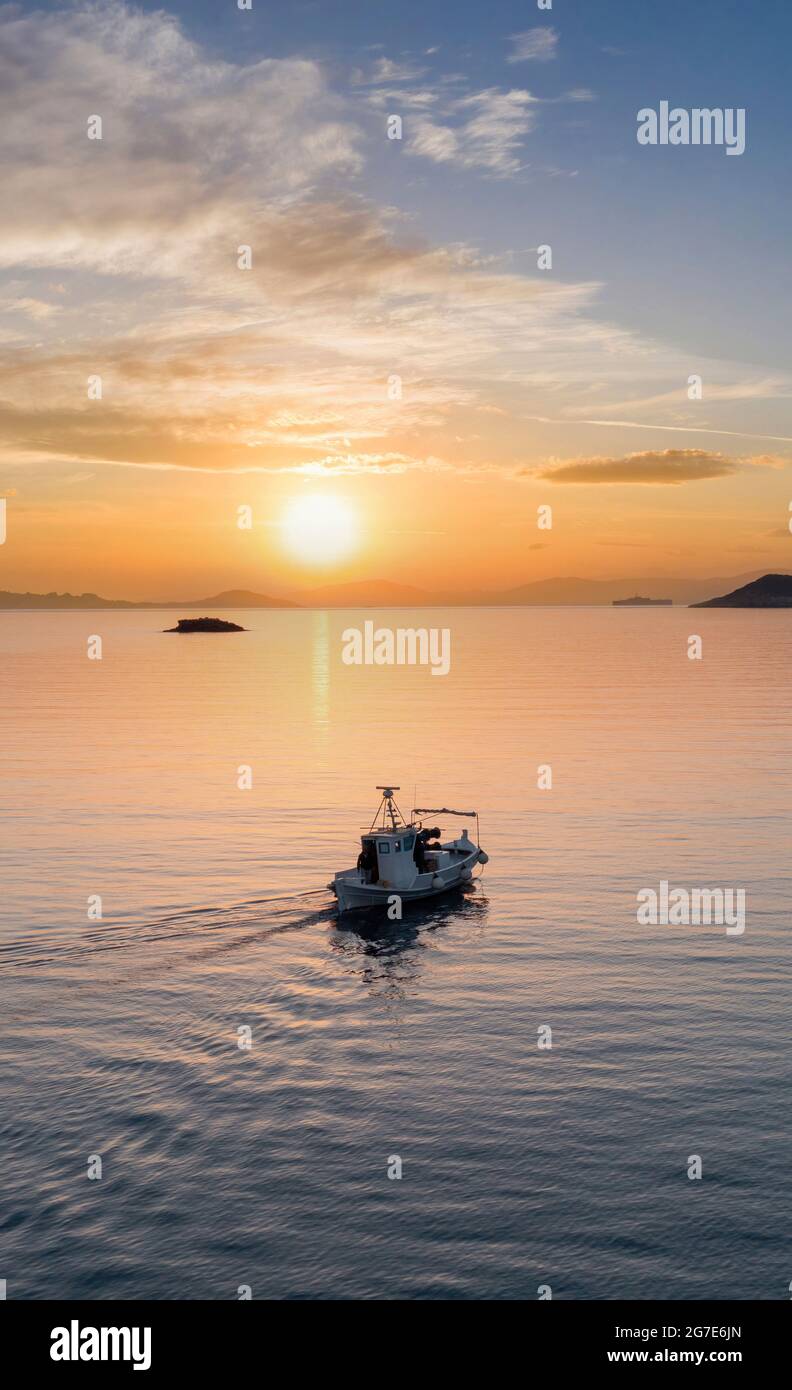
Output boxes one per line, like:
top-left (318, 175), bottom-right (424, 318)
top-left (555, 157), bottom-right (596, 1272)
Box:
top-left (164, 617), bottom-right (246, 632)
top-left (693, 573), bottom-right (792, 608)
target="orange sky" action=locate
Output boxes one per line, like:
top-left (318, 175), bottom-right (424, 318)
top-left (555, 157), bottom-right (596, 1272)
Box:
top-left (4, 458), bottom-right (791, 600)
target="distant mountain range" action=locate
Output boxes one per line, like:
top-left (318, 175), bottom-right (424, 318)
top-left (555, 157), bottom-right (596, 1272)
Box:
top-left (692, 573), bottom-right (792, 608)
top-left (0, 587), bottom-right (297, 610)
top-left (1, 571), bottom-right (789, 609)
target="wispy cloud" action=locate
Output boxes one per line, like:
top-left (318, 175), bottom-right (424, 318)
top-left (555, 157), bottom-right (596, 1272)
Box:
top-left (408, 89), bottom-right (539, 174)
top-left (523, 415), bottom-right (792, 446)
top-left (508, 28), bottom-right (559, 64)
top-left (3, 296), bottom-right (62, 321)
top-left (352, 56), bottom-right (428, 85)
top-left (290, 452), bottom-right (451, 476)
top-left (566, 378), bottom-right (792, 418)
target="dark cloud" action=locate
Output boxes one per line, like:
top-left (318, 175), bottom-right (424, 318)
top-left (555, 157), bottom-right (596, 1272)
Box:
top-left (533, 449), bottom-right (740, 485)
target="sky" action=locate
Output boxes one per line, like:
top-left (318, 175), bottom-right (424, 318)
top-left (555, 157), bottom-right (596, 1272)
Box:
top-left (1, 0), bottom-right (791, 599)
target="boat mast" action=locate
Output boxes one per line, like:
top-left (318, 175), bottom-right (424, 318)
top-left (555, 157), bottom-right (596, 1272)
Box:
top-left (370, 786), bottom-right (406, 832)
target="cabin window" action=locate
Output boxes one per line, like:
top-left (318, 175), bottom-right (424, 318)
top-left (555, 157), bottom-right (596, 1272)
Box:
top-left (379, 843), bottom-right (390, 854)
top-left (403, 835), bottom-right (414, 850)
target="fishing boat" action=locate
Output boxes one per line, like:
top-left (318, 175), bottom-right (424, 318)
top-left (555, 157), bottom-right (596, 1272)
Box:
top-left (330, 786), bottom-right (488, 914)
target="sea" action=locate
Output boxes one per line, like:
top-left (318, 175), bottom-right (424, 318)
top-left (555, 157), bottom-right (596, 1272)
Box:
top-left (1, 607), bottom-right (790, 1299)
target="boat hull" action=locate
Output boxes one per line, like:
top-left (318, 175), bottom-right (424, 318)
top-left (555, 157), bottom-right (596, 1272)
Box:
top-left (334, 878), bottom-right (468, 914)
top-left (332, 846), bottom-right (486, 914)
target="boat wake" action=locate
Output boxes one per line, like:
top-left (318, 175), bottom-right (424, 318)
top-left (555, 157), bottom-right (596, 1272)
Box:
top-left (0, 887), bottom-right (336, 974)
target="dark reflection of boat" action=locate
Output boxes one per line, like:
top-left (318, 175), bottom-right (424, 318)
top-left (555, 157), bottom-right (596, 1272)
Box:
top-left (329, 886), bottom-right (489, 1007)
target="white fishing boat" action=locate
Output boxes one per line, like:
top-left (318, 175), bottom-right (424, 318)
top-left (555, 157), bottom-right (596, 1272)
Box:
top-left (331, 786), bottom-right (489, 914)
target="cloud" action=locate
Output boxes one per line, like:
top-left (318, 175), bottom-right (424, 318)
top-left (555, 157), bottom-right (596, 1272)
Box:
top-left (523, 415), bottom-right (792, 447)
top-left (0, 1), bottom-right (696, 479)
top-left (290, 452), bottom-right (450, 476)
top-left (0, 0), bottom-right (362, 281)
top-left (508, 29), bottom-right (558, 64)
top-left (407, 89), bottom-right (538, 175)
top-left (409, 120), bottom-right (459, 163)
top-left (566, 377), bottom-right (792, 419)
top-left (533, 449), bottom-right (743, 485)
top-left (3, 297), bottom-right (61, 320)
top-left (352, 57), bottom-right (428, 85)
top-left (746, 453), bottom-right (788, 470)
top-left (356, 49), bottom-right (542, 177)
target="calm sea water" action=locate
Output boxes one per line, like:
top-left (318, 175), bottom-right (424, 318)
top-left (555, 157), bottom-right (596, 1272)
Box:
top-left (1, 607), bottom-right (790, 1300)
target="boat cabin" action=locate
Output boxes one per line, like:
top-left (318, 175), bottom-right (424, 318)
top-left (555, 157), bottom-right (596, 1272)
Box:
top-left (358, 829), bottom-right (420, 890)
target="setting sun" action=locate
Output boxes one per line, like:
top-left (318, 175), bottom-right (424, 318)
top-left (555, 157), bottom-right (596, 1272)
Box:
top-left (280, 494), bottom-right (359, 567)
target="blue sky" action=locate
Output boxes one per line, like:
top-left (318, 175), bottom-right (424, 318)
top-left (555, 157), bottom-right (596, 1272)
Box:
top-left (70, 0), bottom-right (791, 366)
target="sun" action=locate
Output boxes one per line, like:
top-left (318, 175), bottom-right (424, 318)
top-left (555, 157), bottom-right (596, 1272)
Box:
top-left (281, 493), bottom-right (359, 566)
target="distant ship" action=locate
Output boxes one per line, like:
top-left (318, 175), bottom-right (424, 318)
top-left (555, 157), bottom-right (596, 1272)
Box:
top-left (612, 595), bottom-right (673, 606)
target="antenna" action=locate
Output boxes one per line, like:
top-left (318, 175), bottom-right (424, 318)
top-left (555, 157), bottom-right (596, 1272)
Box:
top-left (371, 786), bottom-right (406, 832)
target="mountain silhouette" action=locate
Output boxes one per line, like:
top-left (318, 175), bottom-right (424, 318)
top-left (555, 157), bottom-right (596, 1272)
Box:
top-left (693, 573), bottom-right (792, 607)
top-left (0, 569), bottom-right (786, 609)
